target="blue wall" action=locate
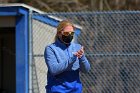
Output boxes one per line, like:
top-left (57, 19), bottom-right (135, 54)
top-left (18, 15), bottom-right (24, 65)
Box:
top-left (0, 6), bottom-right (29, 93)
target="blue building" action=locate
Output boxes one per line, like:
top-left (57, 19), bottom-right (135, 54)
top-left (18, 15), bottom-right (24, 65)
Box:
top-left (0, 3), bottom-right (81, 93)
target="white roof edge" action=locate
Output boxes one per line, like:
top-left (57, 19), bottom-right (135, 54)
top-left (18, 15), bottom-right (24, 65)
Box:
top-left (0, 3), bottom-right (82, 29)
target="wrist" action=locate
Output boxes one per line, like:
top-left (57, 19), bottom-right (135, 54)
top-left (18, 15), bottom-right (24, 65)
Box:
top-left (69, 55), bottom-right (77, 64)
top-left (79, 55), bottom-right (85, 61)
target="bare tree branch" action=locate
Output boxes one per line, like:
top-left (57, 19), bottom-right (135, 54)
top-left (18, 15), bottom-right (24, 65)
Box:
top-left (104, 0), bottom-right (111, 10)
top-left (33, 0), bottom-right (54, 12)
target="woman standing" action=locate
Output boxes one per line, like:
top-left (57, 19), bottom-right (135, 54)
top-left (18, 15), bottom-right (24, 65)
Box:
top-left (44, 20), bottom-right (90, 93)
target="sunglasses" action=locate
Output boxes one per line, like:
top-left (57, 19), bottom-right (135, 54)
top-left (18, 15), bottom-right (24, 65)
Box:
top-left (61, 31), bottom-right (74, 36)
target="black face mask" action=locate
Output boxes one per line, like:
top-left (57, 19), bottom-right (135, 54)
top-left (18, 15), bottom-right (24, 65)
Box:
top-left (61, 34), bottom-right (73, 44)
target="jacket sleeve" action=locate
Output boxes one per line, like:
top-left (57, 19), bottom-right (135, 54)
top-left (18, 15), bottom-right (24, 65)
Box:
top-left (44, 46), bottom-right (77, 76)
top-left (79, 54), bottom-right (90, 73)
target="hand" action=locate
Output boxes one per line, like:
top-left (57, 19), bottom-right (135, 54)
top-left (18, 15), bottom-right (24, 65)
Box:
top-left (74, 46), bottom-right (84, 58)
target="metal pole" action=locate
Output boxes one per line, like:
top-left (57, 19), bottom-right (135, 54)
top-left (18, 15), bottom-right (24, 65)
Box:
top-left (29, 10), bottom-right (33, 93)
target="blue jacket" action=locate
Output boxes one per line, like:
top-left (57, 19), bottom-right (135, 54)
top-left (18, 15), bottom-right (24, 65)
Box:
top-left (44, 39), bottom-right (90, 93)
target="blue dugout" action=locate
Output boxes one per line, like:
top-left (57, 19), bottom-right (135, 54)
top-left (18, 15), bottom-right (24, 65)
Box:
top-left (0, 3), bottom-right (81, 93)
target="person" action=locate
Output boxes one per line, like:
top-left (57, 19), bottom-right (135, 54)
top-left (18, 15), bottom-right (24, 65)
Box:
top-left (44, 20), bottom-right (90, 93)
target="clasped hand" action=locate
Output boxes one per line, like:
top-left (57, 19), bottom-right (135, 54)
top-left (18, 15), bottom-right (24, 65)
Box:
top-left (74, 46), bottom-right (84, 58)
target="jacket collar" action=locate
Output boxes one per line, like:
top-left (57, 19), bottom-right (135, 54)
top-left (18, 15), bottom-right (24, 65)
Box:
top-left (55, 38), bottom-right (72, 49)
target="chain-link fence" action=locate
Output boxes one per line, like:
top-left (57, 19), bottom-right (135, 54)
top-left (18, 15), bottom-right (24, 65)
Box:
top-left (31, 11), bottom-right (140, 93)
